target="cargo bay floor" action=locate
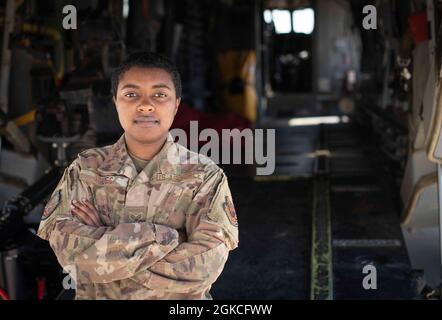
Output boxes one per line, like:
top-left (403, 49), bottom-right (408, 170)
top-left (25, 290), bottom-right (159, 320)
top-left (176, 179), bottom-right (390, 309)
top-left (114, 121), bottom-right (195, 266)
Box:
top-left (212, 120), bottom-right (417, 299)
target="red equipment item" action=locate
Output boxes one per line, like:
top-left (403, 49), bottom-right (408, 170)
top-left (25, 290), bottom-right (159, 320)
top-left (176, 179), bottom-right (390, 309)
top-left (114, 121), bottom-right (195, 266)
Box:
top-left (409, 11), bottom-right (429, 44)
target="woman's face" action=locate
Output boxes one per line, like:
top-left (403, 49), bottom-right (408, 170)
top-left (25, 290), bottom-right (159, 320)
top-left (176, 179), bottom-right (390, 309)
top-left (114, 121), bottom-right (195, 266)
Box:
top-left (114, 66), bottom-right (180, 145)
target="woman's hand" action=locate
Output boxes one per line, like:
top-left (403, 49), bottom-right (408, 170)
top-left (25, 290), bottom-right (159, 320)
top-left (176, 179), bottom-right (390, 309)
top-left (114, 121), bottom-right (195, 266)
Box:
top-left (71, 200), bottom-right (103, 227)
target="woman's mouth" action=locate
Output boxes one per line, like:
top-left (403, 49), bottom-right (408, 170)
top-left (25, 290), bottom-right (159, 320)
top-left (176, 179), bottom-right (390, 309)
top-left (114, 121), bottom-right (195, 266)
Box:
top-left (133, 116), bottom-right (160, 127)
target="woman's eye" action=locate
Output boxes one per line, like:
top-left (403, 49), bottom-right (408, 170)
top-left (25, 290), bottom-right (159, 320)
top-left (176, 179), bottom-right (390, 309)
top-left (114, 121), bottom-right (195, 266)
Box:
top-left (154, 93), bottom-right (167, 98)
top-left (124, 92), bottom-right (138, 98)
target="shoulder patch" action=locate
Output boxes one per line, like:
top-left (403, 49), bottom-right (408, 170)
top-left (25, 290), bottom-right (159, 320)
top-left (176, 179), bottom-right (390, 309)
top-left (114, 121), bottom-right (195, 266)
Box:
top-left (222, 196), bottom-right (238, 227)
top-left (41, 189), bottom-right (61, 221)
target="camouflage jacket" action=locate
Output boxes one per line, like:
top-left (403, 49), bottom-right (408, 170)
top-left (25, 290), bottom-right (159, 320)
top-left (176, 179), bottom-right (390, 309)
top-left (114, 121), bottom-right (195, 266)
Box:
top-left (37, 133), bottom-right (239, 300)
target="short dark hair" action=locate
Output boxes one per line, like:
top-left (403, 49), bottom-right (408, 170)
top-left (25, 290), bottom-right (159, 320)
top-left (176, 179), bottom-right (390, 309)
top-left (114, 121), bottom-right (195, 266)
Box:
top-left (111, 51), bottom-right (182, 98)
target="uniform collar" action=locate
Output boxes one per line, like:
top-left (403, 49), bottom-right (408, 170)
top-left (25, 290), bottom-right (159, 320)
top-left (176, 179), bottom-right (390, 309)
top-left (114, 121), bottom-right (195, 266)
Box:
top-left (98, 132), bottom-right (178, 181)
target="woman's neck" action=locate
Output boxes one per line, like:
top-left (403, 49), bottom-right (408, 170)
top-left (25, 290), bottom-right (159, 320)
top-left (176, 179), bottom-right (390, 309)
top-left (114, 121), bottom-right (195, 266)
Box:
top-left (124, 135), bottom-right (167, 160)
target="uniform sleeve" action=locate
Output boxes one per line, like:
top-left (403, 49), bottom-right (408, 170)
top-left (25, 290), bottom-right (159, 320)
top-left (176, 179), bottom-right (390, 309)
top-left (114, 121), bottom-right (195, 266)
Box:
top-left (131, 169), bottom-right (239, 294)
top-left (37, 161), bottom-right (180, 284)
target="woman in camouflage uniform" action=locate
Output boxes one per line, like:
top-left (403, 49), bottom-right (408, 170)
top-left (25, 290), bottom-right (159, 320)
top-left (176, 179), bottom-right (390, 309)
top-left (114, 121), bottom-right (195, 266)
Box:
top-left (37, 52), bottom-right (239, 300)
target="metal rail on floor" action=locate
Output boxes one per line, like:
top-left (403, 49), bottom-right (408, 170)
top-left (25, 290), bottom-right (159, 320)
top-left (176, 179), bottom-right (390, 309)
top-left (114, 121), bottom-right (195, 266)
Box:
top-left (310, 124), bottom-right (334, 300)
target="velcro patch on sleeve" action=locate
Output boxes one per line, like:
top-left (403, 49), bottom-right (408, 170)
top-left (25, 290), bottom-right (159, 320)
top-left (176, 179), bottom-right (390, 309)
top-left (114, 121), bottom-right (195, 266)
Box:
top-left (42, 189), bottom-right (61, 221)
top-left (222, 196), bottom-right (238, 227)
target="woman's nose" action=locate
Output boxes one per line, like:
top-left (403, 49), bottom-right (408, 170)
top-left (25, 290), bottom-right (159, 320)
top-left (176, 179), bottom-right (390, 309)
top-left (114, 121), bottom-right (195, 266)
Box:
top-left (137, 104), bottom-right (155, 113)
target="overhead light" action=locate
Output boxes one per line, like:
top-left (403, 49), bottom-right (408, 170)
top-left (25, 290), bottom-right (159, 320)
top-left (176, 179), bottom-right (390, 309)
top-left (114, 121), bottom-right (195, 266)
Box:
top-left (292, 8), bottom-right (315, 34)
top-left (264, 10), bottom-right (273, 24)
top-left (288, 116), bottom-right (350, 126)
top-left (341, 115), bottom-right (350, 123)
top-left (299, 50), bottom-right (309, 59)
top-left (123, 0), bottom-right (129, 19)
top-left (272, 10), bottom-right (292, 34)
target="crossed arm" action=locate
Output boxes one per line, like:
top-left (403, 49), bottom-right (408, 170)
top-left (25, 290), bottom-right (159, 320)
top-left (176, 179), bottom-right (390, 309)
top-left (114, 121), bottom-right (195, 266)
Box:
top-left (37, 163), bottom-right (238, 293)
top-left (71, 200), bottom-right (187, 243)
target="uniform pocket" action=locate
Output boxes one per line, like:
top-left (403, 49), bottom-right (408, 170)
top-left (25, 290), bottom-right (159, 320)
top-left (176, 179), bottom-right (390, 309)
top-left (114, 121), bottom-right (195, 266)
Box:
top-left (151, 183), bottom-right (185, 226)
top-left (78, 170), bottom-right (129, 226)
